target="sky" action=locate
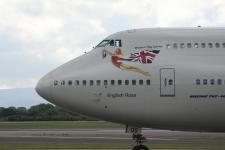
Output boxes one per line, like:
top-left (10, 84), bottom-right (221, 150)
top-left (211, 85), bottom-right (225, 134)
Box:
top-left (1, 0), bottom-right (225, 106)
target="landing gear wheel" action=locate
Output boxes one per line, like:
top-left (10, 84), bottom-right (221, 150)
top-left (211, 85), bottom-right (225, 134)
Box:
top-left (132, 145), bottom-right (149, 150)
top-left (132, 134), bottom-right (149, 150)
top-left (125, 126), bottom-right (149, 150)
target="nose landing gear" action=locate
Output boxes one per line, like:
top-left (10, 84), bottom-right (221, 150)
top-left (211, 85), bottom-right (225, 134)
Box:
top-left (132, 133), bottom-right (149, 150)
top-left (126, 126), bottom-right (149, 150)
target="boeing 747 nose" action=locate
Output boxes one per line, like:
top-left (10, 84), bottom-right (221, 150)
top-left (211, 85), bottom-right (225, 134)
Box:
top-left (35, 74), bottom-right (52, 100)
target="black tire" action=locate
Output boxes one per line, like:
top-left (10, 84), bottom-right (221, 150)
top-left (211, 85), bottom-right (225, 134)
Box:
top-left (140, 145), bottom-right (149, 150)
top-left (132, 145), bottom-right (149, 150)
top-left (132, 145), bottom-right (140, 150)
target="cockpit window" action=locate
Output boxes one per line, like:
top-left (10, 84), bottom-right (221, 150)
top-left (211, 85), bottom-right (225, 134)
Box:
top-left (96, 40), bottom-right (110, 47)
top-left (115, 40), bottom-right (122, 47)
top-left (109, 40), bottom-right (114, 46)
top-left (96, 39), bottom-right (122, 48)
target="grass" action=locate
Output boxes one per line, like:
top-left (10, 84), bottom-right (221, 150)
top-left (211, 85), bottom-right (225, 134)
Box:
top-left (1, 142), bottom-right (225, 150)
top-left (150, 144), bottom-right (225, 149)
top-left (0, 142), bottom-right (128, 150)
top-left (0, 121), bottom-right (123, 130)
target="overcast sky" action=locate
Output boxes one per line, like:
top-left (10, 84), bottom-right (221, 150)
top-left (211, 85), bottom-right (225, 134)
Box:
top-left (1, 0), bottom-right (225, 90)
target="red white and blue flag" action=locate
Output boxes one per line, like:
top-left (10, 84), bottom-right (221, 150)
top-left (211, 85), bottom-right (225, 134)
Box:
top-left (129, 49), bottom-right (160, 64)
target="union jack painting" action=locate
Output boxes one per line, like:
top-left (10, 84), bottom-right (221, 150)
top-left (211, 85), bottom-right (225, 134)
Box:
top-left (129, 49), bottom-right (160, 64)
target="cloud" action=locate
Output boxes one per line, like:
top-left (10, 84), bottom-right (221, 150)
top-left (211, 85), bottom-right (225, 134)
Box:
top-left (1, 0), bottom-right (225, 90)
top-left (0, 88), bottom-right (47, 108)
top-left (156, 0), bottom-right (225, 27)
top-left (0, 78), bottom-right (37, 90)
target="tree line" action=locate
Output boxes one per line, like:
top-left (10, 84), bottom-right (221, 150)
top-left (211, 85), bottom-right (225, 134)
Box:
top-left (0, 103), bottom-right (96, 121)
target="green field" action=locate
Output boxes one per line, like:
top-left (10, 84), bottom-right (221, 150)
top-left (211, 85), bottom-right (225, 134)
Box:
top-left (0, 142), bottom-right (225, 150)
top-left (0, 142), bottom-right (128, 150)
top-left (0, 121), bottom-right (123, 130)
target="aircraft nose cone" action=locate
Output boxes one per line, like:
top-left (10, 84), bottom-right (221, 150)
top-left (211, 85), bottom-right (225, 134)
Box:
top-left (35, 74), bottom-right (52, 100)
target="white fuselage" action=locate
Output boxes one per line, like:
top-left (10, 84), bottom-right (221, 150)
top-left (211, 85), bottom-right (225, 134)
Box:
top-left (36, 28), bottom-right (225, 132)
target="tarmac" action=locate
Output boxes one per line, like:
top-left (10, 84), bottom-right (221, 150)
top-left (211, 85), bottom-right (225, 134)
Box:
top-left (1, 128), bottom-right (225, 145)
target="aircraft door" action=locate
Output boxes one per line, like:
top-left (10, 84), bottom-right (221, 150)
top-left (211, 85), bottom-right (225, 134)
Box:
top-left (160, 68), bottom-right (175, 97)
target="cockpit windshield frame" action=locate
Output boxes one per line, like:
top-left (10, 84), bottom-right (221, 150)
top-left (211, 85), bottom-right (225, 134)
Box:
top-left (96, 39), bottom-right (122, 48)
top-left (96, 40), bottom-right (110, 47)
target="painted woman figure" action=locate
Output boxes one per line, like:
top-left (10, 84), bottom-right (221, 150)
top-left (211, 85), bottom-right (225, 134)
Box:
top-left (103, 48), bottom-right (150, 76)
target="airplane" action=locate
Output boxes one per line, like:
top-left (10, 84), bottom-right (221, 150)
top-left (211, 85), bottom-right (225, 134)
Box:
top-left (36, 27), bottom-right (225, 150)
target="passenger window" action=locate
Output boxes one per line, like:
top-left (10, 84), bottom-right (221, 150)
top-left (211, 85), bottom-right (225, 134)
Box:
top-left (132, 80), bottom-right (136, 85)
top-left (166, 44), bottom-right (171, 49)
top-left (125, 80), bottom-right (129, 85)
top-left (54, 80), bottom-right (58, 86)
top-left (83, 80), bottom-right (86, 86)
top-left (109, 40), bottom-right (114, 46)
top-left (115, 40), bottom-right (122, 47)
top-left (215, 43), bottom-right (220, 48)
top-left (217, 79), bottom-right (222, 85)
top-left (187, 43), bottom-right (192, 48)
top-left (146, 80), bottom-right (151, 85)
top-left (139, 80), bottom-right (143, 85)
top-left (210, 79), bottom-right (215, 85)
top-left (173, 43), bottom-right (178, 49)
top-left (118, 80), bottom-right (122, 85)
top-left (111, 80), bottom-right (115, 85)
top-left (104, 80), bottom-right (108, 86)
top-left (201, 43), bottom-right (206, 48)
top-left (90, 80), bottom-right (94, 86)
top-left (68, 80), bottom-right (73, 86)
top-left (75, 80), bottom-right (79, 86)
top-left (180, 43), bottom-right (185, 48)
top-left (96, 80), bottom-right (101, 86)
top-left (196, 79), bottom-right (200, 85)
top-left (208, 43), bottom-right (213, 48)
top-left (223, 43), bottom-right (225, 48)
top-left (203, 79), bottom-right (207, 85)
top-left (194, 43), bottom-right (199, 48)
top-left (61, 80), bottom-right (65, 86)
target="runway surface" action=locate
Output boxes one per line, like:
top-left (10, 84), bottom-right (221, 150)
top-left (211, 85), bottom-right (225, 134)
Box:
top-left (1, 128), bottom-right (225, 145)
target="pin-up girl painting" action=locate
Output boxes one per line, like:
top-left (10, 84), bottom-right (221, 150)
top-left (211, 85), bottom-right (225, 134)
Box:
top-left (103, 48), bottom-right (152, 76)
